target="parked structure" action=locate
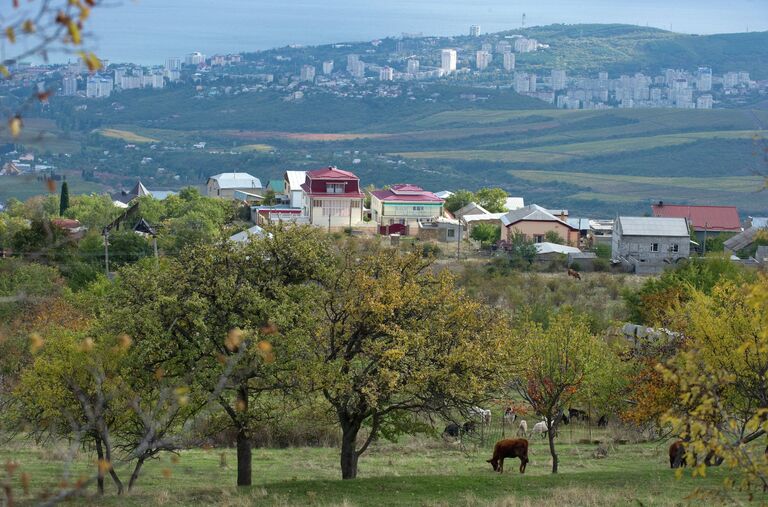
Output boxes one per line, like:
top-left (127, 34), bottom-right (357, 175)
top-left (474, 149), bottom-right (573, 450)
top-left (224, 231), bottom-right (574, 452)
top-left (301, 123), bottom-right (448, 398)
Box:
top-left (207, 172), bottom-right (263, 199)
top-left (612, 216), bottom-right (690, 274)
top-left (500, 204), bottom-right (580, 245)
top-left (300, 166), bottom-right (365, 230)
top-left (370, 184), bottom-right (444, 235)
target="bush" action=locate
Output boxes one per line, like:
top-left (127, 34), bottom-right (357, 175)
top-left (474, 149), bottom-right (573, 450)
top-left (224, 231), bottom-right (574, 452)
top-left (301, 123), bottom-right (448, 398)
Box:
top-left (570, 262), bottom-right (582, 272)
top-left (593, 258), bottom-right (609, 272)
top-left (594, 243), bottom-right (611, 259)
top-left (421, 243), bottom-right (442, 258)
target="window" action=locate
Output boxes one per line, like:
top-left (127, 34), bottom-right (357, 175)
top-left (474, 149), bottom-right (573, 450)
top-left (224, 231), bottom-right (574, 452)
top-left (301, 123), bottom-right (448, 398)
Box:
top-left (447, 229), bottom-right (455, 238)
top-left (412, 205), bottom-right (424, 212)
top-left (670, 244), bottom-right (679, 253)
top-left (326, 183), bottom-right (345, 194)
top-left (322, 199), bottom-right (350, 217)
top-left (534, 235), bottom-right (544, 243)
top-left (651, 243), bottom-right (659, 252)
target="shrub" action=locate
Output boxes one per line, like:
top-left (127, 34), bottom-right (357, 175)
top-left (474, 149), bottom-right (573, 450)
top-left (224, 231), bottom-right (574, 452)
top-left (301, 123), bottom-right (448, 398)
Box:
top-left (593, 258), bottom-right (609, 272)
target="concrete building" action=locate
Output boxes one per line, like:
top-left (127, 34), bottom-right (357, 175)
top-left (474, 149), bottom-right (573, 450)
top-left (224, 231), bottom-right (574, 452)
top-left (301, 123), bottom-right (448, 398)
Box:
top-left (185, 52), bottom-right (206, 65)
top-left (514, 72), bottom-right (530, 93)
top-left (496, 41), bottom-right (512, 54)
top-left (469, 24), bottom-right (481, 37)
top-left (500, 204), bottom-right (580, 245)
top-left (346, 54), bottom-right (360, 72)
top-left (283, 171), bottom-right (307, 208)
top-left (475, 50), bottom-right (491, 71)
top-left (301, 166), bottom-right (365, 231)
top-left (322, 60), bottom-right (334, 75)
top-left (503, 52), bottom-right (516, 72)
top-left (350, 60), bottom-right (365, 78)
top-left (207, 172), bottom-right (263, 199)
top-left (165, 57), bottom-right (181, 72)
top-left (551, 69), bottom-right (567, 91)
top-left (514, 37), bottom-right (537, 53)
top-left (62, 75), bottom-right (77, 96)
top-left (696, 67), bottom-right (712, 91)
top-left (370, 184), bottom-right (444, 235)
top-left (611, 216), bottom-right (690, 273)
top-left (696, 94), bottom-right (713, 109)
top-left (379, 66), bottom-right (394, 81)
top-left (406, 58), bottom-right (420, 74)
top-left (300, 64), bottom-right (316, 82)
top-left (528, 73), bottom-right (538, 92)
top-left (441, 49), bottom-right (457, 74)
top-left (85, 75), bottom-right (113, 98)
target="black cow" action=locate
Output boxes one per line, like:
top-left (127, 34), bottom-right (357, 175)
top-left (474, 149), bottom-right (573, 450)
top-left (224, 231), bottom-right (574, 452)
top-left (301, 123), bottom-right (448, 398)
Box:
top-left (443, 423), bottom-right (460, 438)
top-left (597, 415), bottom-right (608, 428)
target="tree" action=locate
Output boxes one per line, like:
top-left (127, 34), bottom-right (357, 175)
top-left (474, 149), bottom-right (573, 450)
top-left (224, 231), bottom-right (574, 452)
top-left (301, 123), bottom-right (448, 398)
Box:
top-left (544, 230), bottom-right (564, 244)
top-left (470, 223), bottom-right (501, 246)
top-left (59, 182), bottom-right (70, 216)
top-left (444, 190), bottom-right (475, 213)
top-left (301, 243), bottom-right (512, 479)
top-left (474, 188), bottom-right (508, 213)
top-left (105, 226), bottom-right (334, 487)
top-left (65, 194), bottom-right (121, 231)
top-left (506, 231), bottom-right (537, 269)
top-left (512, 310), bottom-right (608, 473)
top-left (262, 189), bottom-right (278, 206)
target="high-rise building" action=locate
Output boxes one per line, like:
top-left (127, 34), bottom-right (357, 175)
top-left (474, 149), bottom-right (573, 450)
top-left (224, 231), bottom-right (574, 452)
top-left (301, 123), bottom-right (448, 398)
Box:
top-left (528, 73), bottom-right (537, 92)
top-left (62, 75), bottom-right (77, 96)
top-left (738, 71), bottom-right (750, 84)
top-left (496, 41), bottom-right (512, 54)
top-left (469, 24), bottom-right (480, 37)
top-left (696, 94), bottom-right (713, 109)
top-left (475, 50), bottom-right (491, 71)
top-left (441, 49), bottom-right (457, 74)
top-left (551, 69), bottom-right (567, 91)
top-left (514, 72), bottom-right (530, 93)
top-left (379, 66), bottom-right (394, 81)
top-left (185, 52), bottom-right (206, 66)
top-left (165, 57), bottom-right (181, 72)
top-left (406, 59), bottom-right (420, 74)
top-left (696, 67), bottom-right (712, 92)
top-left (350, 60), bottom-right (365, 78)
top-left (503, 52), bottom-right (515, 72)
top-left (86, 75), bottom-right (113, 98)
top-left (723, 72), bottom-right (739, 89)
top-left (482, 43), bottom-right (493, 53)
top-left (322, 60), bottom-right (334, 75)
top-left (300, 65), bottom-right (316, 82)
top-left (347, 54), bottom-right (360, 73)
top-left (514, 37), bottom-right (537, 53)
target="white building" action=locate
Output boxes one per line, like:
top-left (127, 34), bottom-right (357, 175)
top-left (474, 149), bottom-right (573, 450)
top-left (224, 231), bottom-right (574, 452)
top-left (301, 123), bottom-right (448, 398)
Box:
top-left (166, 57), bottom-right (181, 72)
top-left (347, 54), bottom-right (360, 72)
top-left (514, 72), bottom-right (530, 93)
top-left (86, 75), bottom-right (113, 98)
top-left (379, 66), bottom-right (394, 81)
top-left (207, 172), bottom-right (263, 200)
top-left (284, 170), bottom-right (307, 208)
top-left (322, 60), bottom-right (334, 75)
top-left (528, 73), bottom-right (537, 92)
top-left (696, 94), bottom-right (713, 109)
top-left (185, 52), bottom-right (206, 66)
top-left (723, 72), bottom-right (739, 89)
top-left (475, 50), bottom-right (491, 71)
top-left (514, 37), bottom-right (538, 53)
top-left (406, 58), bottom-right (420, 74)
top-left (350, 60), bottom-right (365, 78)
top-left (503, 52), bottom-right (516, 72)
top-left (696, 67), bottom-right (712, 92)
top-left (551, 69), bottom-right (567, 91)
top-left (469, 24), bottom-right (480, 37)
top-left (496, 41), bottom-right (512, 54)
top-left (62, 75), bottom-right (77, 96)
top-left (441, 49), bottom-right (457, 74)
top-left (300, 64), bottom-right (316, 82)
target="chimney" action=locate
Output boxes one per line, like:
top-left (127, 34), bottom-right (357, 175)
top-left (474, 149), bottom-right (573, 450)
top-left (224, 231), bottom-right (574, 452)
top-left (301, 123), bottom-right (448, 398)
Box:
top-left (658, 200), bottom-right (664, 207)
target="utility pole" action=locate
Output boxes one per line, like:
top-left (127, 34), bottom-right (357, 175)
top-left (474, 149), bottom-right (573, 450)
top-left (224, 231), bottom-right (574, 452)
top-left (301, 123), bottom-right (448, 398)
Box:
top-left (703, 222), bottom-right (708, 256)
top-left (328, 213), bottom-right (331, 233)
top-left (457, 221), bottom-right (461, 259)
top-left (104, 229), bottom-right (110, 276)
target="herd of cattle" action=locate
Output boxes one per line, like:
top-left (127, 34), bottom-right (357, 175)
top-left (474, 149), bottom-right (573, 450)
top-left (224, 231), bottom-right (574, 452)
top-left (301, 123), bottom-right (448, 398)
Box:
top-left (440, 406), bottom-right (690, 474)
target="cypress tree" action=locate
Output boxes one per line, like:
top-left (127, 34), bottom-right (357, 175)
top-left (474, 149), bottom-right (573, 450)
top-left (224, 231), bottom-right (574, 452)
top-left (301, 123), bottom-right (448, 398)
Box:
top-left (59, 181), bottom-right (70, 216)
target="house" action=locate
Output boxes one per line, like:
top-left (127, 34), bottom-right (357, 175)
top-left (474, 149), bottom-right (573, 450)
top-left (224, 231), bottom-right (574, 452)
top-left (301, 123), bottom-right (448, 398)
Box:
top-left (266, 179), bottom-right (285, 195)
top-left (500, 204), bottom-right (580, 246)
top-left (206, 172), bottom-right (262, 199)
top-left (434, 190), bottom-right (454, 199)
top-left (534, 242), bottom-right (581, 262)
top-left (454, 202), bottom-right (490, 219)
top-left (111, 181), bottom-right (177, 206)
top-left (651, 202), bottom-right (741, 241)
top-left (284, 170), bottom-right (306, 208)
top-left (370, 184), bottom-right (444, 235)
top-left (250, 205), bottom-right (307, 226)
top-left (300, 166), bottom-right (365, 230)
top-left (611, 216), bottom-right (690, 274)
top-left (724, 227), bottom-right (764, 254)
top-left (461, 213), bottom-right (505, 238)
top-left (417, 217), bottom-right (462, 243)
top-left (51, 218), bottom-right (86, 239)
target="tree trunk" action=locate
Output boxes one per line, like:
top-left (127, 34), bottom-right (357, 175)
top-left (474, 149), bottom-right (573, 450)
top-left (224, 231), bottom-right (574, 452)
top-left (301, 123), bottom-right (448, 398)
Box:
top-left (236, 384), bottom-right (252, 487)
top-left (340, 419), bottom-right (362, 480)
top-left (547, 419), bottom-right (559, 474)
top-left (99, 424), bottom-right (124, 495)
top-left (95, 436), bottom-right (105, 495)
top-left (128, 457), bottom-right (145, 491)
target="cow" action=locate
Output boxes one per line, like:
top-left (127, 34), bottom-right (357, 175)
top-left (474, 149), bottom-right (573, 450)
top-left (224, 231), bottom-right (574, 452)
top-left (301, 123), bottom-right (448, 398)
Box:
top-left (470, 406), bottom-right (492, 425)
top-left (669, 440), bottom-right (687, 469)
top-left (567, 268), bottom-right (581, 280)
top-left (462, 421), bottom-right (477, 435)
top-left (530, 421), bottom-right (548, 438)
top-left (597, 415), bottom-right (608, 428)
top-left (561, 413), bottom-right (570, 425)
top-left (443, 423), bottom-right (460, 438)
top-left (517, 419), bottom-right (528, 437)
top-left (487, 438), bottom-right (529, 474)
top-left (569, 408), bottom-right (589, 422)
top-left (503, 407), bottom-right (516, 424)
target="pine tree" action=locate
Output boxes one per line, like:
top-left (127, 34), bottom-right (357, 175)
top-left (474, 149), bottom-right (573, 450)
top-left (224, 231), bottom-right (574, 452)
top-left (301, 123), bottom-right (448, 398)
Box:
top-left (59, 181), bottom-right (70, 216)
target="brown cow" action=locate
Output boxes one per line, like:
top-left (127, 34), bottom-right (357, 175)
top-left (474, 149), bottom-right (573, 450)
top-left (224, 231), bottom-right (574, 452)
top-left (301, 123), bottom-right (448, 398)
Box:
top-left (669, 440), bottom-right (687, 469)
top-left (487, 438), bottom-right (529, 473)
top-left (567, 268), bottom-right (581, 280)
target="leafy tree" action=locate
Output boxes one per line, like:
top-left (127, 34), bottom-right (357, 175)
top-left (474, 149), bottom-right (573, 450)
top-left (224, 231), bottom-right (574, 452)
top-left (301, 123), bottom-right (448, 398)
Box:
top-left (544, 230), bottom-right (565, 244)
top-left (107, 231), bottom-right (153, 267)
top-left (0, 214), bottom-right (29, 250)
top-left (506, 230), bottom-right (538, 269)
top-left (159, 212), bottom-right (220, 254)
top-left (65, 194), bottom-right (121, 231)
top-left (301, 244), bottom-right (512, 479)
top-left (59, 181), bottom-right (70, 216)
top-left (470, 223), bottom-right (501, 246)
top-left (262, 189), bottom-right (278, 206)
top-left (444, 190), bottom-right (475, 213)
top-left (474, 187), bottom-right (508, 213)
top-left (512, 310), bottom-right (609, 473)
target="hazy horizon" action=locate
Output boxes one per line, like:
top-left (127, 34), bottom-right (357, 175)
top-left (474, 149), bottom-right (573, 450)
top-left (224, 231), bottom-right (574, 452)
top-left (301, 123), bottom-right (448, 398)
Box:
top-left (72, 0), bottom-right (768, 65)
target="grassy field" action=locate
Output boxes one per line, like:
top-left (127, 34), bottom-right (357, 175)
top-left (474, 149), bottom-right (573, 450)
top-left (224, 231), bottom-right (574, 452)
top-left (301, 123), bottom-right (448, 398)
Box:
top-left (97, 128), bottom-right (159, 143)
top-left (0, 433), bottom-right (741, 507)
top-left (0, 174), bottom-right (107, 203)
top-left (0, 118), bottom-right (79, 154)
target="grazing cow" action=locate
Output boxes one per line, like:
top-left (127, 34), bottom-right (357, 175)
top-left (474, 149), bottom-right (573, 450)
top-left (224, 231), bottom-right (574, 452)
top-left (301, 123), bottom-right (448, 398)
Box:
top-left (597, 415), bottom-right (608, 428)
top-left (669, 440), bottom-right (687, 469)
top-left (561, 413), bottom-right (570, 425)
top-left (462, 421), bottom-right (477, 434)
top-left (569, 408), bottom-right (589, 422)
top-left (567, 268), bottom-right (581, 280)
top-left (517, 419), bottom-right (528, 437)
top-left (504, 407), bottom-right (516, 424)
top-left (487, 439), bottom-right (529, 474)
top-left (531, 421), bottom-right (548, 438)
top-left (470, 406), bottom-right (492, 425)
top-left (443, 423), bottom-right (460, 438)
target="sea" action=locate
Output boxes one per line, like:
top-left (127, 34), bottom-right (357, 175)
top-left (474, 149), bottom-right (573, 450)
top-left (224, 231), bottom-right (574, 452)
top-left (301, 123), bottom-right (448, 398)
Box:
top-left (67, 0), bottom-right (768, 65)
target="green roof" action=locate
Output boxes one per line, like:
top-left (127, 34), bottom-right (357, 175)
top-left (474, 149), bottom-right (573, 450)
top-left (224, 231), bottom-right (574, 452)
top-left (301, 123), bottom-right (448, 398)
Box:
top-left (267, 179), bottom-right (285, 193)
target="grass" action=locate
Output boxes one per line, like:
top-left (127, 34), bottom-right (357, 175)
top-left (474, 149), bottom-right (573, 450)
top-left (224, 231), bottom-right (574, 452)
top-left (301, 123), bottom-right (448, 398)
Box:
top-left (0, 118), bottom-right (79, 154)
top-left (1, 432), bottom-right (743, 507)
top-left (97, 129), bottom-right (159, 143)
top-left (230, 144), bottom-right (275, 153)
top-left (0, 173), bottom-right (107, 203)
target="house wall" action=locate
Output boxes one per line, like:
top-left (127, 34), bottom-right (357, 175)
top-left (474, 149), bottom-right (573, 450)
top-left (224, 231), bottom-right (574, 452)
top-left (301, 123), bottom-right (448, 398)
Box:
top-left (504, 220), bottom-right (580, 245)
top-left (612, 232), bottom-right (690, 269)
top-left (307, 177), bottom-right (360, 194)
top-left (304, 195), bottom-right (364, 230)
top-left (207, 181), bottom-right (261, 200)
top-left (370, 197), bottom-right (443, 235)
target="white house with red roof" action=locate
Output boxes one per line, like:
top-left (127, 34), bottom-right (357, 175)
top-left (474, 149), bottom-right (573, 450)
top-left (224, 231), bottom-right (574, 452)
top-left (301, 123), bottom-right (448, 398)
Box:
top-left (370, 184), bottom-right (444, 235)
top-left (301, 166), bottom-right (365, 230)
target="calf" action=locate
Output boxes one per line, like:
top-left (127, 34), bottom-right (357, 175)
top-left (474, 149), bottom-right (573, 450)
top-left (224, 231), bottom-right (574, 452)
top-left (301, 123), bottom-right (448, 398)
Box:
top-left (669, 440), bottom-right (687, 469)
top-left (530, 420), bottom-right (548, 438)
top-left (504, 407), bottom-right (516, 424)
top-left (516, 419), bottom-right (528, 437)
top-left (487, 439), bottom-right (529, 473)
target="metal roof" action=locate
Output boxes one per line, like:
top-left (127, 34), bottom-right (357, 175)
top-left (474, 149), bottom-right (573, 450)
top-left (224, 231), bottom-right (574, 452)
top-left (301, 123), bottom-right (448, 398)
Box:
top-left (501, 204), bottom-right (575, 228)
top-left (724, 226), bottom-right (760, 252)
top-left (617, 216), bottom-right (689, 237)
top-left (285, 170), bottom-right (306, 190)
top-left (462, 212), bottom-right (505, 223)
top-left (229, 225), bottom-right (269, 243)
top-left (534, 242), bottom-right (581, 255)
top-left (651, 203), bottom-right (741, 232)
top-left (208, 172), bottom-right (262, 189)
top-left (504, 197), bottom-right (525, 211)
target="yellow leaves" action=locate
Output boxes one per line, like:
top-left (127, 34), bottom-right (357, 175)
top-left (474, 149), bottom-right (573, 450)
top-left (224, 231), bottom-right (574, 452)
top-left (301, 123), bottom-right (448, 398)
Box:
top-left (9, 115), bottom-right (22, 139)
top-left (97, 459), bottom-right (111, 475)
top-left (173, 386), bottom-right (189, 406)
top-left (235, 398), bottom-right (247, 412)
top-left (79, 337), bottom-right (94, 352)
top-left (67, 20), bottom-right (81, 44)
top-left (29, 333), bottom-right (44, 354)
top-left (5, 27), bottom-right (15, 44)
top-left (162, 468), bottom-right (172, 479)
top-left (22, 20), bottom-right (35, 34)
top-left (154, 367), bottom-right (165, 381)
top-left (20, 471), bottom-right (30, 495)
top-left (78, 51), bottom-right (101, 72)
top-left (257, 340), bottom-right (274, 363)
top-left (225, 328), bottom-right (244, 352)
top-left (116, 333), bottom-right (132, 351)
top-left (0, 65), bottom-right (8, 78)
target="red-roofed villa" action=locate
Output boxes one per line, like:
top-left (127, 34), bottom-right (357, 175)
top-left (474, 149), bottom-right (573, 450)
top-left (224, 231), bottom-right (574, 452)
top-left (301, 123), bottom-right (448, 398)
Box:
top-left (370, 184), bottom-right (444, 235)
top-left (301, 166), bottom-right (365, 230)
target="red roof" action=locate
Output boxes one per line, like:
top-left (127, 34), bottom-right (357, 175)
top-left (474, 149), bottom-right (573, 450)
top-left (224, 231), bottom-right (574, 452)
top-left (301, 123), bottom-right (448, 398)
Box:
top-left (651, 204), bottom-right (741, 232)
top-left (300, 183), bottom-right (364, 198)
top-left (371, 184), bottom-right (444, 203)
top-left (51, 218), bottom-right (82, 229)
top-left (306, 166), bottom-right (359, 180)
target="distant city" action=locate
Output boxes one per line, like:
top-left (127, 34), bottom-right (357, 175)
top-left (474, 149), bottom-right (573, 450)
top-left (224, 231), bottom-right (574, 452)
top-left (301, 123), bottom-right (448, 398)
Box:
top-left (1, 25), bottom-right (763, 111)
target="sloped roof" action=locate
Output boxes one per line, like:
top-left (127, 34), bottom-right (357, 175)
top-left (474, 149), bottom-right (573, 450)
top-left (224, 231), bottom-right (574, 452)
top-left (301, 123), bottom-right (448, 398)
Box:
top-left (462, 213), bottom-right (505, 223)
top-left (130, 181), bottom-right (151, 197)
top-left (434, 190), bottom-right (454, 199)
top-left (504, 197), bottom-right (525, 211)
top-left (267, 179), bottom-right (285, 193)
top-left (652, 203), bottom-right (741, 232)
top-left (617, 216), bottom-right (689, 237)
top-left (534, 242), bottom-right (581, 255)
top-left (750, 217), bottom-right (768, 229)
top-left (501, 204), bottom-right (576, 229)
top-left (568, 218), bottom-right (591, 230)
top-left (371, 184), bottom-right (443, 203)
top-left (208, 172), bottom-right (262, 189)
top-left (229, 225), bottom-right (269, 243)
top-left (454, 202), bottom-right (490, 218)
top-left (285, 170), bottom-right (306, 190)
top-left (306, 166), bottom-right (358, 180)
top-left (724, 226), bottom-right (760, 252)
